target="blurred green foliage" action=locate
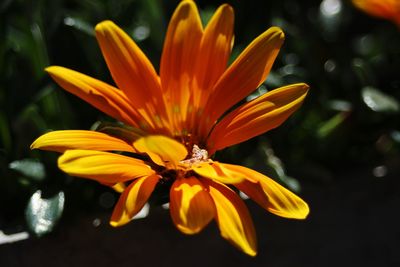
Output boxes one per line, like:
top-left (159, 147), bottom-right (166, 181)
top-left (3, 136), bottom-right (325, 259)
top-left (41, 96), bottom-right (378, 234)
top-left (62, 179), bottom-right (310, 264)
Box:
top-left (1, 0), bottom-right (399, 236)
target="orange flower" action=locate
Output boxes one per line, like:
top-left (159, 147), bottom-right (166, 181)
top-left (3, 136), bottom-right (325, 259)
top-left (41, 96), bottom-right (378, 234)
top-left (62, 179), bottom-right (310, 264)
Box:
top-left (352, 0), bottom-right (400, 27)
top-left (31, 1), bottom-right (309, 256)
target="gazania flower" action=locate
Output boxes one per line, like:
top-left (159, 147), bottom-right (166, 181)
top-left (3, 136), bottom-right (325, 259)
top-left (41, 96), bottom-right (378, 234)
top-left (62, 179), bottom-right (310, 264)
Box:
top-left (352, 0), bottom-right (400, 27)
top-left (31, 0), bottom-right (309, 256)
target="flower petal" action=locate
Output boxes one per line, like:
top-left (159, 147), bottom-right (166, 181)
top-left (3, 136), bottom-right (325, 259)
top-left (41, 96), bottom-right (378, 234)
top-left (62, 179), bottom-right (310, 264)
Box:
top-left (31, 130), bottom-right (136, 153)
top-left (160, 0), bottom-right (203, 131)
top-left (193, 4), bottom-right (234, 108)
top-left (169, 177), bottom-right (214, 234)
top-left (95, 21), bottom-right (168, 131)
top-left (133, 135), bottom-right (188, 168)
top-left (58, 150), bottom-right (154, 183)
top-left (207, 83), bottom-right (309, 153)
top-left (110, 174), bottom-right (160, 227)
top-left (192, 161), bottom-right (245, 184)
top-left (203, 179), bottom-right (257, 256)
top-left (227, 164), bottom-right (309, 219)
top-left (203, 27), bottom-right (285, 133)
top-left (46, 66), bottom-right (142, 128)
top-left (352, 0), bottom-right (400, 27)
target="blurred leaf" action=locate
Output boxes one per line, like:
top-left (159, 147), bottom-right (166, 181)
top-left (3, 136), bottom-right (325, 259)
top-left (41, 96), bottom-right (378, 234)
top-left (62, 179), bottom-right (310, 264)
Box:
top-left (352, 58), bottom-right (375, 86)
top-left (9, 159), bottom-right (46, 181)
top-left (327, 99), bottom-right (352, 112)
top-left (263, 144), bottom-right (301, 192)
top-left (362, 86), bottom-right (400, 113)
top-left (25, 190), bottom-right (65, 236)
top-left (317, 112), bottom-right (348, 138)
top-left (64, 17), bottom-right (94, 36)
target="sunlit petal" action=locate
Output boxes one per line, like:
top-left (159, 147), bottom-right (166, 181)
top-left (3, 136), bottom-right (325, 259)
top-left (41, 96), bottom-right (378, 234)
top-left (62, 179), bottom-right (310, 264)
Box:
top-left (193, 4), bottom-right (234, 111)
top-left (226, 164), bottom-right (309, 219)
top-left (208, 83), bottom-right (309, 153)
top-left (95, 21), bottom-right (167, 130)
top-left (31, 130), bottom-right (136, 153)
top-left (110, 174), bottom-right (160, 226)
top-left (160, 0), bottom-right (203, 131)
top-left (203, 179), bottom-right (257, 256)
top-left (203, 27), bottom-right (284, 130)
top-left (133, 135), bottom-right (188, 167)
top-left (169, 177), bottom-right (214, 234)
top-left (46, 66), bottom-right (141, 127)
top-left (58, 150), bottom-right (154, 183)
top-left (192, 161), bottom-right (245, 184)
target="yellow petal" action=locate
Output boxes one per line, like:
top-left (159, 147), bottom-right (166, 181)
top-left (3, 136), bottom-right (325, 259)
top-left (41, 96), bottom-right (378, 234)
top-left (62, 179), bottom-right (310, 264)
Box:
top-left (133, 135), bottom-right (187, 168)
top-left (160, 0), bottom-right (203, 131)
top-left (110, 174), bottom-right (160, 227)
top-left (169, 177), bottom-right (214, 234)
top-left (31, 130), bottom-right (136, 153)
top-left (207, 83), bottom-right (309, 153)
top-left (95, 21), bottom-right (167, 130)
top-left (58, 150), bottom-right (154, 183)
top-left (227, 164), bottom-right (309, 219)
top-left (46, 66), bottom-right (142, 128)
top-left (203, 179), bottom-right (257, 257)
top-left (193, 4), bottom-right (234, 108)
top-left (192, 161), bottom-right (245, 184)
top-left (203, 27), bottom-right (285, 131)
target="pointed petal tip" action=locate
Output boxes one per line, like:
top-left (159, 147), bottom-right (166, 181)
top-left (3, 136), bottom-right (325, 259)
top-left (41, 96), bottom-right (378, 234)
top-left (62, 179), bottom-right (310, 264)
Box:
top-left (45, 66), bottom-right (60, 74)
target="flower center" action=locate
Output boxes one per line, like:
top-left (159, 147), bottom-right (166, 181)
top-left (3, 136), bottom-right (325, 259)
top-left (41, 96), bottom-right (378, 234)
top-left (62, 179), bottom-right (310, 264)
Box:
top-left (180, 144), bottom-right (210, 166)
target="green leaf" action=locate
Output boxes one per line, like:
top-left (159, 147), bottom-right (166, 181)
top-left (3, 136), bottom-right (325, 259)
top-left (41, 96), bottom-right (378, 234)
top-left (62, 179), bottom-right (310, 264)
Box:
top-left (9, 158), bottom-right (46, 181)
top-left (25, 190), bottom-right (65, 236)
top-left (317, 112), bottom-right (348, 138)
top-left (362, 86), bottom-right (400, 113)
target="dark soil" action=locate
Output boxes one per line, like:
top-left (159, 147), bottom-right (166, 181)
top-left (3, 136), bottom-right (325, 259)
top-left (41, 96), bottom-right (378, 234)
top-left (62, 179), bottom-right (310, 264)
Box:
top-left (1, 168), bottom-right (400, 267)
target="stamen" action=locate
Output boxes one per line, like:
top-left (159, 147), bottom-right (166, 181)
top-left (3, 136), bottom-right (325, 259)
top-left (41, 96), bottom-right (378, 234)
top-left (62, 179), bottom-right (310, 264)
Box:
top-left (180, 144), bottom-right (210, 166)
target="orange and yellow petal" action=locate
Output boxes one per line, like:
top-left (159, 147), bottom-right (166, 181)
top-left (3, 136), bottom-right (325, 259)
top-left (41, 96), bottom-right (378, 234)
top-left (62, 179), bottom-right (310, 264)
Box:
top-left (160, 0), bottom-right (203, 132)
top-left (352, 0), bottom-right (400, 27)
top-left (202, 26), bottom-right (285, 133)
top-left (110, 174), bottom-right (160, 226)
top-left (192, 4), bottom-right (234, 116)
top-left (169, 177), bottom-right (214, 234)
top-left (58, 150), bottom-right (154, 183)
top-left (203, 179), bottom-right (257, 256)
top-left (30, 130), bottom-right (136, 153)
top-left (95, 21), bottom-right (168, 131)
top-left (192, 161), bottom-right (245, 184)
top-left (207, 83), bottom-right (309, 153)
top-left (133, 135), bottom-right (188, 168)
top-left (225, 164), bottom-right (309, 219)
top-left (46, 66), bottom-right (141, 128)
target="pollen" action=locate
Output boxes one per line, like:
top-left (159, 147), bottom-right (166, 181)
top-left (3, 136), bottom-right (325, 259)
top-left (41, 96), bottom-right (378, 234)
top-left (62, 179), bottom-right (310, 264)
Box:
top-left (180, 144), bottom-right (210, 166)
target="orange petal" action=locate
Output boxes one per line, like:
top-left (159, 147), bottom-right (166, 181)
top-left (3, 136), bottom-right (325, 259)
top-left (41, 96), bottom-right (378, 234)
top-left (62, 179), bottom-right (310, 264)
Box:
top-left (169, 177), bottom-right (214, 234)
top-left (133, 135), bottom-right (187, 168)
top-left (110, 174), bottom-right (160, 227)
top-left (227, 164), bottom-right (309, 219)
top-left (203, 179), bottom-right (257, 256)
top-left (30, 130), bottom-right (136, 153)
top-left (193, 4), bottom-right (234, 108)
top-left (352, 0), bottom-right (400, 27)
top-left (58, 150), bottom-right (154, 183)
top-left (207, 83), bottom-right (309, 153)
top-left (203, 27), bottom-right (285, 131)
top-left (192, 161), bottom-right (245, 184)
top-left (95, 21), bottom-right (167, 131)
top-left (160, 0), bottom-right (203, 131)
top-left (46, 66), bottom-right (142, 128)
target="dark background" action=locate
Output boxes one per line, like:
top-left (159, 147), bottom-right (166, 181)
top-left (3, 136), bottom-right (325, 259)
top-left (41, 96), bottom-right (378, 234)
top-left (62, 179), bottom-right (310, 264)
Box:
top-left (1, 0), bottom-right (400, 266)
